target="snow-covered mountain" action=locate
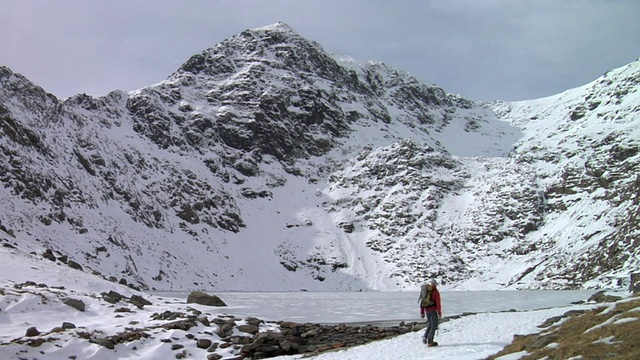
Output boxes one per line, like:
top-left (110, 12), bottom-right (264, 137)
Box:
top-left (0, 23), bottom-right (638, 291)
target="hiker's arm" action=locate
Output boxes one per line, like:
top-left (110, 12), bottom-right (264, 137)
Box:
top-left (435, 291), bottom-right (443, 317)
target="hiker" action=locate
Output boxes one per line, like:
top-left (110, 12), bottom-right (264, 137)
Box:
top-left (418, 279), bottom-right (442, 347)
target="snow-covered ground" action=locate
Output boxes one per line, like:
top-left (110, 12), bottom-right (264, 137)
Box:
top-left (1, 244), bottom-right (624, 360)
top-left (274, 308), bottom-right (585, 360)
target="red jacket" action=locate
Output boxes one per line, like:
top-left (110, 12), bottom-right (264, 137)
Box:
top-left (419, 286), bottom-right (442, 317)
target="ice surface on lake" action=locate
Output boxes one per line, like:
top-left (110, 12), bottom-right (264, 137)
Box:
top-left (154, 290), bottom-right (595, 324)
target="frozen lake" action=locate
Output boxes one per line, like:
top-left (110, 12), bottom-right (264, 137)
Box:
top-left (152, 290), bottom-right (596, 325)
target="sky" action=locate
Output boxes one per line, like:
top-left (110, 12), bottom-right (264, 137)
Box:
top-left (1, 0), bottom-right (638, 102)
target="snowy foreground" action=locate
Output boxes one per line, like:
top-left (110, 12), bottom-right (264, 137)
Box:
top-left (272, 308), bottom-right (585, 360)
top-left (0, 246), bottom-right (619, 360)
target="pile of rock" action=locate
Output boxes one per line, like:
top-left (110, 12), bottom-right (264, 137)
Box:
top-left (236, 320), bottom-right (416, 359)
top-left (151, 291), bottom-right (426, 358)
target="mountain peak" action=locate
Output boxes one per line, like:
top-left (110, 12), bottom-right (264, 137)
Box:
top-left (174, 22), bottom-right (326, 79)
top-left (253, 22), bottom-right (298, 34)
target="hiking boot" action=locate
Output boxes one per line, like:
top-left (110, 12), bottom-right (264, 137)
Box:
top-left (427, 342), bottom-right (439, 347)
top-left (422, 338), bottom-right (427, 344)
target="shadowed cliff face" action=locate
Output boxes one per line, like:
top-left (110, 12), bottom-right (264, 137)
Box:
top-left (0, 24), bottom-right (638, 291)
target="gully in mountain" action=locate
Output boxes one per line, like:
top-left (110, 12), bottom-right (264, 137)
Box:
top-left (418, 279), bottom-right (442, 347)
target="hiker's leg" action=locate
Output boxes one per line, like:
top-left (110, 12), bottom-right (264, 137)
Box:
top-left (423, 316), bottom-right (432, 342)
top-left (423, 326), bottom-right (431, 342)
top-left (426, 311), bottom-right (438, 343)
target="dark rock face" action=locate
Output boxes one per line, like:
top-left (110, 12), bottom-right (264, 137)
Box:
top-left (127, 22), bottom-right (463, 167)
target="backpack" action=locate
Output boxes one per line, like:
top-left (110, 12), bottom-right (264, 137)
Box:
top-left (420, 286), bottom-right (435, 307)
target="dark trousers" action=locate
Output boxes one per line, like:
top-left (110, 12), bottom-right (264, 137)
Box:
top-left (424, 310), bottom-right (438, 343)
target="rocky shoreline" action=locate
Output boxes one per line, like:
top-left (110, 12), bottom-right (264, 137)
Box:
top-left (4, 282), bottom-right (625, 360)
top-left (122, 307), bottom-right (427, 359)
top-left (3, 284), bottom-right (431, 359)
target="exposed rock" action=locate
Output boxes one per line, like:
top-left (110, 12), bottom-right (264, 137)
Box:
top-left (63, 298), bottom-right (86, 312)
top-left (197, 338), bottom-right (213, 349)
top-left (215, 321), bottom-right (235, 338)
top-left (231, 319), bottom-right (417, 359)
top-left (103, 290), bottom-right (125, 304)
top-left (50, 326), bottom-right (65, 333)
top-left (130, 294), bottom-right (152, 308)
top-left (93, 337), bottom-right (115, 349)
top-left (161, 318), bottom-right (200, 332)
top-left (587, 291), bottom-right (622, 303)
top-left (245, 316), bottom-right (263, 326)
top-left (197, 316), bottom-right (211, 326)
top-left (236, 324), bottom-right (259, 335)
top-left (67, 260), bottom-right (83, 271)
top-left (25, 326), bottom-right (40, 337)
top-left (152, 310), bottom-right (185, 321)
top-left (186, 291), bottom-right (227, 306)
top-left (42, 249), bottom-right (56, 261)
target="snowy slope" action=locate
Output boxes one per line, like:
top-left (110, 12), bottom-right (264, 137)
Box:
top-left (0, 23), bottom-right (638, 291)
top-left (484, 60), bottom-right (640, 289)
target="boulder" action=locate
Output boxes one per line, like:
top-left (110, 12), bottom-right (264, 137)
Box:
top-left (103, 290), bottom-right (125, 304)
top-left (215, 322), bottom-right (235, 337)
top-left (25, 327), bottom-right (40, 337)
top-left (63, 298), bottom-right (86, 311)
top-left (67, 260), bottom-right (83, 271)
top-left (186, 291), bottom-right (227, 306)
top-left (61, 322), bottom-right (76, 329)
top-left (236, 324), bottom-right (259, 335)
top-left (129, 294), bottom-right (152, 308)
top-left (245, 316), bottom-right (263, 326)
top-left (94, 337), bottom-right (115, 349)
top-left (42, 249), bottom-right (56, 261)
